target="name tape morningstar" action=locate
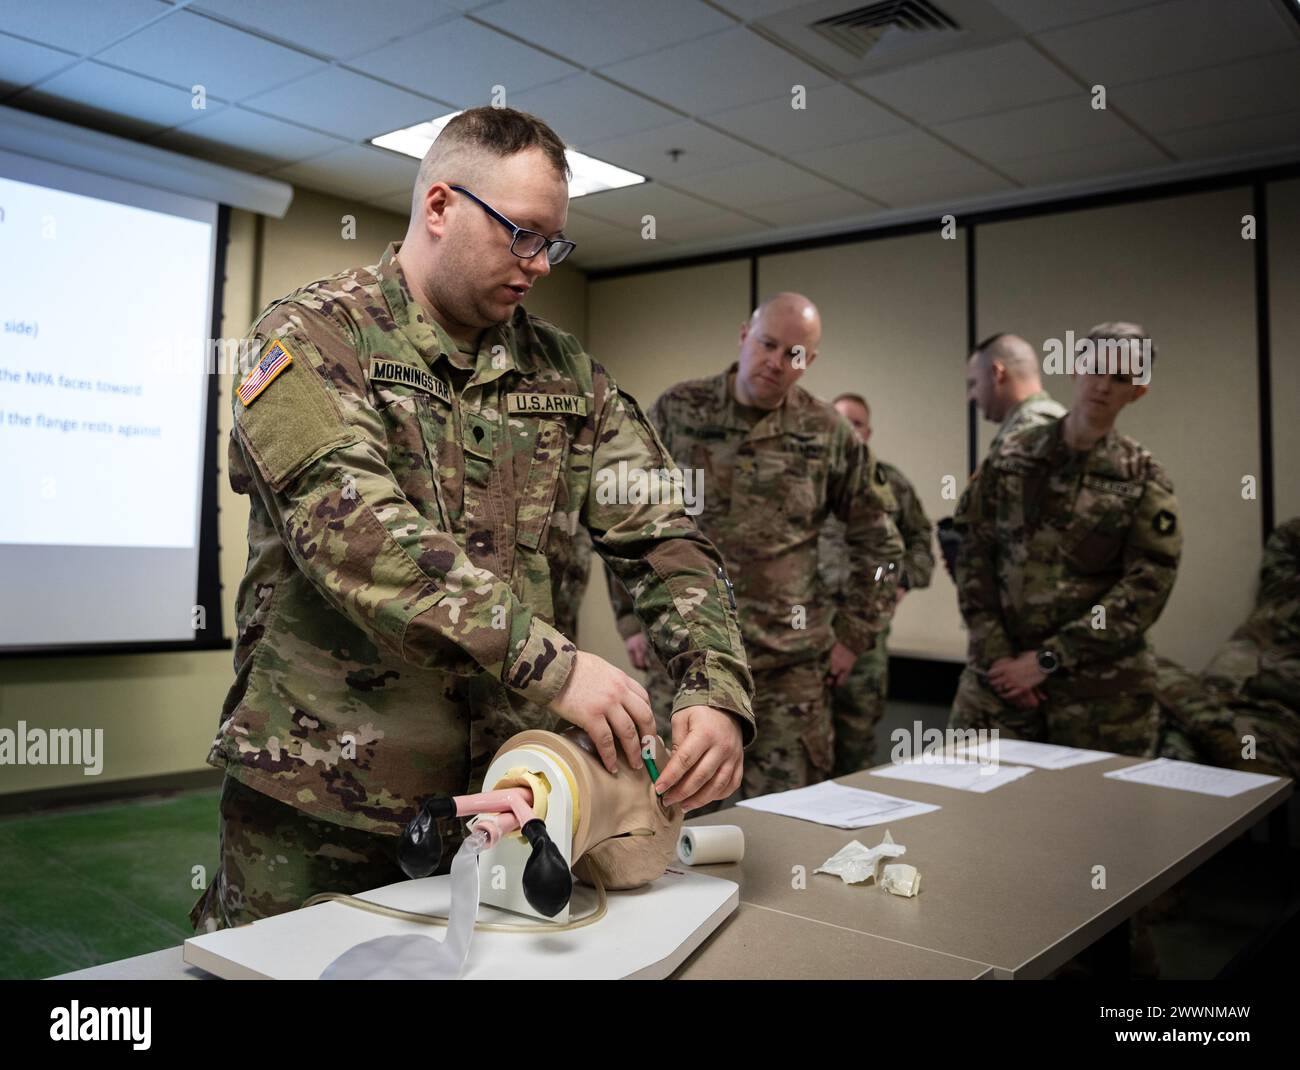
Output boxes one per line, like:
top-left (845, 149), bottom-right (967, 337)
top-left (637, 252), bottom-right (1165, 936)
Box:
top-left (0, 721), bottom-right (104, 775)
top-left (370, 359), bottom-right (451, 404)
top-left (50, 1002), bottom-right (151, 1050)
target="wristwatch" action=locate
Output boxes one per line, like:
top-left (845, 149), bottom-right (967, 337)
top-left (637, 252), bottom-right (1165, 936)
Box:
top-left (1036, 648), bottom-right (1060, 675)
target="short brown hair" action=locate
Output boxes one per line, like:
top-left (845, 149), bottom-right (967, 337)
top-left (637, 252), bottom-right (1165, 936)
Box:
top-left (414, 107), bottom-right (570, 210)
top-left (832, 392), bottom-right (870, 413)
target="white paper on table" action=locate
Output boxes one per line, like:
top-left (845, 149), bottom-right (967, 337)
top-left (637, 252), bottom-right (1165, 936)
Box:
top-left (737, 780), bottom-right (940, 829)
top-left (959, 738), bottom-right (1112, 770)
top-left (870, 757), bottom-right (1033, 793)
top-left (1103, 758), bottom-right (1281, 798)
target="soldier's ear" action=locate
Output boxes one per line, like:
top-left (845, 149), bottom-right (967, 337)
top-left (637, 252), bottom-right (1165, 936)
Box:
top-left (422, 182), bottom-right (453, 239)
top-left (1129, 384), bottom-right (1149, 404)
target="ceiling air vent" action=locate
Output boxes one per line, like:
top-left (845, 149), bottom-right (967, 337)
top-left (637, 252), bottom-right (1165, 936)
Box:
top-left (810, 0), bottom-right (960, 60)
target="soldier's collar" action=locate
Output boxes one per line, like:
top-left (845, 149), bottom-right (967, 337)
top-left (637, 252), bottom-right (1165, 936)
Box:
top-left (378, 242), bottom-right (458, 366)
top-left (718, 362), bottom-right (805, 434)
top-left (379, 243), bottom-right (534, 378)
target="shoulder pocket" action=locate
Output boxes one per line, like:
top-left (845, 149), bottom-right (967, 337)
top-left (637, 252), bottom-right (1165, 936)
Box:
top-left (235, 338), bottom-right (359, 492)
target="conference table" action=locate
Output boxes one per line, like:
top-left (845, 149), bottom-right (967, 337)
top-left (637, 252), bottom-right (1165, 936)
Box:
top-left (53, 754), bottom-right (1291, 981)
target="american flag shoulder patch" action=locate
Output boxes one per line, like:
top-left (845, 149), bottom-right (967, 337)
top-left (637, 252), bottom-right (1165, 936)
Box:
top-left (237, 340), bottom-right (294, 406)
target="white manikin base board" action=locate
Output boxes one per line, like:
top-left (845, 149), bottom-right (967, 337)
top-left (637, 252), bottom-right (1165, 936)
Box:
top-left (184, 865), bottom-right (737, 980)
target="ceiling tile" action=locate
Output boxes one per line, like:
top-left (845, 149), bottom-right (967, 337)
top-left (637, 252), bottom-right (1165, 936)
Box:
top-left (573, 181), bottom-right (728, 231)
top-left (598, 26), bottom-right (833, 114)
top-left (747, 189), bottom-right (879, 227)
top-left (509, 73), bottom-right (679, 145)
top-left (581, 120), bottom-right (770, 180)
top-left (98, 11), bottom-right (325, 101)
top-left (1035, 0), bottom-right (1296, 88)
top-left (1162, 110), bottom-right (1300, 161)
top-left (853, 39), bottom-right (1081, 125)
top-left (0, 0), bottom-right (169, 56)
top-left (800, 129), bottom-right (985, 186)
top-left (190, 0), bottom-right (459, 60)
top-left (475, 0), bottom-right (733, 67)
top-left (561, 208), bottom-right (630, 244)
top-left (14, 60), bottom-right (210, 138)
top-left (670, 157), bottom-right (844, 207)
top-left (243, 66), bottom-right (441, 141)
top-left (153, 106), bottom-right (350, 170)
top-left (987, 0), bottom-right (1161, 34)
top-left (346, 17), bottom-right (576, 106)
top-left (708, 0), bottom-right (821, 17)
top-left (999, 138), bottom-right (1169, 185)
top-left (706, 83), bottom-right (909, 153)
top-left (368, 188), bottom-right (415, 215)
top-left (935, 96), bottom-right (1141, 162)
top-left (1113, 51), bottom-right (1300, 134)
top-left (268, 143), bottom-right (421, 198)
top-left (0, 32), bottom-right (76, 93)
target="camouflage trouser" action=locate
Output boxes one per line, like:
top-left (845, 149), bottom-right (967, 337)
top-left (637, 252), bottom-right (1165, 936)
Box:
top-left (739, 657), bottom-right (834, 799)
top-left (189, 773), bottom-right (415, 933)
top-left (948, 665), bottom-right (1158, 757)
top-left (831, 626), bottom-right (889, 775)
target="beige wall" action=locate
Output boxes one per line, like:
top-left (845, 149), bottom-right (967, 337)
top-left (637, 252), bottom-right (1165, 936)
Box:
top-left (578, 261), bottom-right (753, 673)
top-left (759, 233), bottom-right (969, 661)
top-left (1269, 178), bottom-right (1300, 525)
top-left (976, 189), bottom-right (1260, 669)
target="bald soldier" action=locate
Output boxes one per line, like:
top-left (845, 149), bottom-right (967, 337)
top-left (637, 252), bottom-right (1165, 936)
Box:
top-left (191, 107), bottom-right (753, 931)
top-left (937, 334), bottom-right (1066, 578)
top-left (610, 295), bottom-right (904, 798)
top-left (818, 393), bottom-right (934, 773)
top-left (949, 323), bottom-right (1181, 755)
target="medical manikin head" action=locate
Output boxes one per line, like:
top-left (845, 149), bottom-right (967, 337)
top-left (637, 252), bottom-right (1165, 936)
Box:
top-left (398, 728), bottom-right (682, 914)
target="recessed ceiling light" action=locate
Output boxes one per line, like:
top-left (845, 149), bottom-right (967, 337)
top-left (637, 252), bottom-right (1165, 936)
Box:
top-left (371, 112), bottom-right (645, 198)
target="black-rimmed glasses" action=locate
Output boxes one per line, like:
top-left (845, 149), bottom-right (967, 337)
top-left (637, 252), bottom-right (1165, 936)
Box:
top-left (449, 184), bottom-right (576, 265)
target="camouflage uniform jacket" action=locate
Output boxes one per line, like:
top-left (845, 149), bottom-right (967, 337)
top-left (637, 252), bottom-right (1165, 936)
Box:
top-left (1203, 516), bottom-right (1300, 706)
top-left (208, 243), bottom-right (754, 833)
top-left (955, 418), bottom-right (1181, 693)
top-left (611, 364), bottom-right (904, 673)
top-left (987, 389), bottom-right (1067, 456)
top-left (819, 458), bottom-right (934, 608)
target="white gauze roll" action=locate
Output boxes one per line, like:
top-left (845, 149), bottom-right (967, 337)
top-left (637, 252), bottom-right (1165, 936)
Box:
top-left (677, 824), bottom-right (745, 866)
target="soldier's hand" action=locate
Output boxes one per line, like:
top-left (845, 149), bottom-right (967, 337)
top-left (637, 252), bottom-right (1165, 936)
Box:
top-left (549, 651), bottom-right (655, 774)
top-left (625, 632), bottom-right (650, 671)
top-left (827, 642), bottom-right (858, 688)
top-left (656, 706), bottom-right (743, 811)
top-left (989, 652), bottom-right (1046, 695)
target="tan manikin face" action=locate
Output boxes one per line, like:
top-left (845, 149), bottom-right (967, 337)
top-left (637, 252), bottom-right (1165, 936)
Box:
top-left (833, 398), bottom-right (871, 444)
top-left (735, 305), bottom-right (819, 410)
top-left (421, 147), bottom-right (569, 336)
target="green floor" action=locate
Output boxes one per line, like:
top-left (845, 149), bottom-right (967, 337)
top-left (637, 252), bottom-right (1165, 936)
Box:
top-left (0, 789), bottom-right (219, 980)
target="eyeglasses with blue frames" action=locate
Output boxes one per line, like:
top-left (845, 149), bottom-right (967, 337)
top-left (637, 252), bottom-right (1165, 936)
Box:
top-left (449, 184), bottom-right (576, 265)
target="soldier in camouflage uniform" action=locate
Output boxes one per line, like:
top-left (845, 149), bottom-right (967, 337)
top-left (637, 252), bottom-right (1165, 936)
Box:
top-left (938, 334), bottom-right (1066, 579)
top-left (949, 323), bottom-right (1180, 756)
top-left (817, 393), bottom-right (934, 773)
top-left (191, 109), bottom-right (754, 932)
top-left (610, 294), bottom-right (905, 799)
top-left (1156, 517), bottom-right (1300, 779)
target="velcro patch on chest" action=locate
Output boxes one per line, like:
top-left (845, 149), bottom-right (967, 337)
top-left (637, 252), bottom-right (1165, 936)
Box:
top-left (506, 392), bottom-right (587, 417)
top-left (371, 358), bottom-right (450, 404)
top-left (1083, 474), bottom-right (1144, 500)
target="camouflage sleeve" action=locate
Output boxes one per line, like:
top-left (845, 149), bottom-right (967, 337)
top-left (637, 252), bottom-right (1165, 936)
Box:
top-left (1046, 461), bottom-right (1182, 672)
top-left (953, 465), bottom-right (1016, 666)
top-left (231, 306), bottom-right (576, 708)
top-left (826, 431), bottom-right (904, 656)
top-left (890, 468), bottom-right (935, 590)
top-left (604, 391), bottom-right (667, 641)
top-left (585, 379), bottom-right (755, 743)
top-left (604, 562), bottom-right (641, 640)
top-left (1259, 517), bottom-right (1300, 610)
